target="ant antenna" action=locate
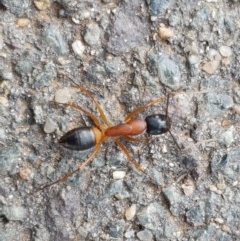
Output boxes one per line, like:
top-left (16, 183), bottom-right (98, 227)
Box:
top-left (166, 92), bottom-right (182, 152)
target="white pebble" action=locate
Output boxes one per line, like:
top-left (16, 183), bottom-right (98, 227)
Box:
top-left (72, 40), bottom-right (85, 57)
top-left (201, 60), bottom-right (220, 74)
top-left (44, 117), bottom-right (57, 134)
top-left (158, 25), bottom-right (174, 40)
top-left (181, 179), bottom-right (195, 196)
top-left (161, 144), bottom-right (167, 153)
top-left (113, 171), bottom-right (126, 180)
top-left (55, 87), bottom-right (72, 104)
top-left (219, 126), bottom-right (234, 147)
top-left (219, 46), bottom-right (232, 57)
top-left (231, 104), bottom-right (240, 114)
top-left (125, 204), bottom-right (136, 220)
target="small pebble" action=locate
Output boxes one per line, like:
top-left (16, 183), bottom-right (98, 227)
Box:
top-left (209, 184), bottom-right (222, 194)
top-left (125, 204), bottom-right (136, 221)
top-left (0, 96), bottom-right (8, 106)
top-left (181, 178), bottom-right (195, 196)
top-left (0, 0), bottom-right (31, 16)
top-left (0, 145), bottom-right (20, 175)
top-left (55, 87), bottom-right (72, 104)
top-left (84, 23), bottom-right (101, 46)
top-left (219, 46), bottom-right (232, 57)
top-left (106, 180), bottom-right (123, 196)
top-left (219, 126), bottom-right (234, 147)
top-left (216, 183), bottom-right (226, 190)
top-left (232, 181), bottom-right (238, 187)
top-left (201, 60), bottom-right (220, 74)
top-left (19, 168), bottom-right (32, 180)
top-left (58, 9), bottom-right (68, 18)
top-left (77, 227), bottom-right (88, 239)
top-left (113, 170), bottom-right (126, 180)
top-left (158, 24), bottom-right (174, 40)
top-left (149, 0), bottom-right (170, 15)
top-left (57, 57), bottom-right (71, 65)
top-left (150, 16), bottom-right (158, 22)
top-left (161, 144), bottom-right (167, 153)
top-left (1, 71), bottom-right (13, 80)
top-left (162, 185), bottom-right (183, 210)
top-left (220, 94), bottom-right (234, 109)
top-left (44, 117), bottom-right (57, 134)
top-left (208, 49), bottom-right (222, 61)
top-left (215, 217), bottom-right (224, 224)
top-left (107, 219), bottom-right (126, 238)
top-left (2, 206), bottom-right (27, 221)
top-left (34, 0), bottom-right (50, 10)
top-left (42, 24), bottom-right (69, 54)
top-left (231, 104), bottom-right (240, 114)
top-left (137, 230), bottom-right (153, 241)
top-left (79, 10), bottom-right (91, 20)
top-left (221, 119), bottom-right (231, 127)
top-left (124, 229), bottom-right (135, 238)
top-left (149, 54), bottom-right (181, 90)
top-left (169, 162), bottom-right (175, 167)
top-left (91, 157), bottom-right (105, 168)
top-left (16, 18), bottom-right (30, 27)
top-left (188, 55), bottom-right (199, 65)
top-left (72, 16), bottom-right (81, 24)
top-left (72, 40), bottom-right (85, 57)
top-left (221, 57), bottom-right (231, 66)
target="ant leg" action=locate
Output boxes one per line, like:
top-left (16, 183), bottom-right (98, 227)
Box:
top-left (164, 93), bottom-right (182, 152)
top-left (114, 138), bottom-right (158, 186)
top-left (114, 138), bottom-right (145, 173)
top-left (59, 102), bottom-right (103, 129)
top-left (59, 72), bottom-right (111, 126)
top-left (74, 84), bottom-right (111, 126)
top-left (123, 136), bottom-right (150, 143)
top-left (124, 90), bottom-right (180, 122)
top-left (34, 141), bottom-right (102, 192)
top-left (124, 96), bottom-right (165, 122)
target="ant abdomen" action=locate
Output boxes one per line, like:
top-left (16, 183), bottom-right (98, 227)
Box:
top-left (145, 114), bottom-right (171, 135)
top-left (59, 127), bottom-right (97, 151)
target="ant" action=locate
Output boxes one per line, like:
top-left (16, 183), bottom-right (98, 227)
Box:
top-left (36, 74), bottom-right (180, 191)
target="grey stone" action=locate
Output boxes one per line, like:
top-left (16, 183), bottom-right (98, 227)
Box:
top-left (0, 0), bottom-right (31, 16)
top-left (107, 10), bottom-right (149, 54)
top-left (84, 23), bottom-right (101, 46)
top-left (148, 0), bottom-right (171, 16)
top-left (148, 54), bottom-right (181, 90)
top-left (137, 230), bottom-right (153, 241)
top-left (2, 205), bottom-right (27, 221)
top-left (106, 219), bottom-right (125, 239)
top-left (41, 24), bottom-right (69, 55)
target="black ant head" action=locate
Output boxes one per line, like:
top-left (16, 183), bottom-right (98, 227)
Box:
top-left (145, 114), bottom-right (171, 135)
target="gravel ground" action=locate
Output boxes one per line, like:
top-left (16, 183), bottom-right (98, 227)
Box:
top-left (0, 0), bottom-right (239, 240)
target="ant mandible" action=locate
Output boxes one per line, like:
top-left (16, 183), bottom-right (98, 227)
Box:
top-left (37, 74), bottom-right (180, 191)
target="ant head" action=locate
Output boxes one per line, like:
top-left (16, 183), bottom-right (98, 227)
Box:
top-left (145, 92), bottom-right (182, 151)
top-left (145, 93), bottom-right (171, 135)
top-left (145, 114), bottom-right (171, 135)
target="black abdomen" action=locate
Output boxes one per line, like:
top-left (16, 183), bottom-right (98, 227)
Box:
top-left (59, 127), bottom-right (96, 151)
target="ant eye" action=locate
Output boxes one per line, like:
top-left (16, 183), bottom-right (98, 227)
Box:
top-left (145, 114), bottom-right (170, 135)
